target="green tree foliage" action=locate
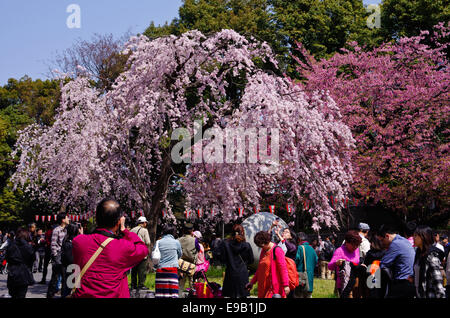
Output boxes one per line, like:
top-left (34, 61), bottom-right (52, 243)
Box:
top-left (145, 0), bottom-right (275, 38)
top-left (145, 0), bottom-right (378, 70)
top-left (145, 21), bottom-right (178, 39)
top-left (0, 105), bottom-right (32, 187)
top-left (0, 77), bottom-right (60, 126)
top-left (0, 77), bottom-right (60, 228)
top-left (144, 0), bottom-right (449, 69)
top-left (176, 0), bottom-right (276, 42)
top-left (0, 183), bottom-right (26, 225)
top-left (144, 0), bottom-right (284, 64)
top-left (381, 0), bottom-right (450, 39)
top-left (271, 0), bottom-right (375, 58)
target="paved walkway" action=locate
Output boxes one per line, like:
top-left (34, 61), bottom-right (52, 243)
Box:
top-left (0, 264), bottom-right (153, 298)
top-left (0, 265), bottom-right (51, 298)
top-left (0, 266), bottom-right (233, 299)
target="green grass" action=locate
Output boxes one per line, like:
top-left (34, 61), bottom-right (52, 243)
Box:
top-left (311, 278), bottom-right (337, 298)
top-left (128, 266), bottom-right (337, 298)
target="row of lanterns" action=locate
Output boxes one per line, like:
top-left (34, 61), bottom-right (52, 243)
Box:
top-left (34, 196), bottom-right (365, 222)
top-left (178, 195), bottom-right (364, 219)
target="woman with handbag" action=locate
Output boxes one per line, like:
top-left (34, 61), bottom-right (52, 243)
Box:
top-left (215, 224), bottom-right (254, 298)
top-left (246, 231), bottom-right (290, 298)
top-left (153, 224), bottom-right (182, 298)
top-left (294, 232), bottom-right (318, 298)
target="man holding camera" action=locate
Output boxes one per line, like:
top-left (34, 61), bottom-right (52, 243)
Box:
top-left (71, 199), bottom-right (148, 298)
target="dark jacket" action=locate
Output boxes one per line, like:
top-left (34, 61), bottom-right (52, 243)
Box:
top-left (61, 238), bottom-right (74, 268)
top-left (214, 239), bottom-right (254, 298)
top-left (414, 246), bottom-right (446, 298)
top-left (45, 228), bottom-right (53, 249)
top-left (362, 248), bottom-right (387, 298)
top-left (364, 248), bottom-right (385, 267)
top-left (319, 240), bottom-right (336, 262)
top-left (284, 240), bottom-right (297, 260)
top-left (6, 238), bottom-right (35, 288)
top-left (34, 234), bottom-right (46, 255)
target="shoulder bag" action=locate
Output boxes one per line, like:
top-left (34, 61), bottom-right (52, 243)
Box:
top-left (297, 245), bottom-right (310, 291)
top-left (67, 237), bottom-right (114, 298)
top-left (151, 240), bottom-right (161, 265)
top-left (178, 258), bottom-right (196, 277)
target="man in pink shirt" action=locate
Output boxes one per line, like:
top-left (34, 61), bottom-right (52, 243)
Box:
top-left (71, 199), bottom-right (149, 298)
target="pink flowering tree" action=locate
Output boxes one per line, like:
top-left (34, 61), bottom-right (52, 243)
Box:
top-left (294, 23), bottom-right (450, 222)
top-left (184, 73), bottom-right (355, 231)
top-left (12, 30), bottom-right (355, 241)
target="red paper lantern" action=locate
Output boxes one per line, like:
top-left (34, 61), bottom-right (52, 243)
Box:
top-left (303, 200), bottom-right (310, 211)
top-left (286, 204), bottom-right (294, 215)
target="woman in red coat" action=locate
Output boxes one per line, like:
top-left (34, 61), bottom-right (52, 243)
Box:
top-left (246, 231), bottom-right (290, 298)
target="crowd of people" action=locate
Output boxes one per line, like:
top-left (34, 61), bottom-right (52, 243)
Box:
top-left (0, 199), bottom-right (449, 299)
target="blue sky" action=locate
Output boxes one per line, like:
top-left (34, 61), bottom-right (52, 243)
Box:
top-left (0, 0), bottom-right (381, 86)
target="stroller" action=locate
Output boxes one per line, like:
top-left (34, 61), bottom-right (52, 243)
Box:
top-left (188, 270), bottom-right (223, 299)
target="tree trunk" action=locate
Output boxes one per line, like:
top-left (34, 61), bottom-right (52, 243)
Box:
top-left (146, 149), bottom-right (173, 246)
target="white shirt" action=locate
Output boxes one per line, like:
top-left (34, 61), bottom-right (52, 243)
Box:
top-left (359, 233), bottom-right (371, 259)
top-left (433, 242), bottom-right (444, 253)
top-left (0, 240), bottom-right (8, 250)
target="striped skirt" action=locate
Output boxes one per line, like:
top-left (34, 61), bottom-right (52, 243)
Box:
top-left (155, 267), bottom-right (179, 298)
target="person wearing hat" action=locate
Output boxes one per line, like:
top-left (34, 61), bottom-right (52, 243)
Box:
top-left (193, 231), bottom-right (210, 273)
top-left (358, 223), bottom-right (371, 261)
top-left (442, 234), bottom-right (449, 261)
top-left (130, 216), bottom-right (151, 292)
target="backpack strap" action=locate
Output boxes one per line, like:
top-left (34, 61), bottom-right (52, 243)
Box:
top-left (71, 237), bottom-right (114, 295)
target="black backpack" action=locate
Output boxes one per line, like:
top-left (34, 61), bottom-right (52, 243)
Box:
top-left (61, 238), bottom-right (73, 267)
top-left (322, 241), bottom-right (335, 261)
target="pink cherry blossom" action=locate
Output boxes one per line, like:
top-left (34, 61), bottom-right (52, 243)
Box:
top-left (292, 23), bottom-right (450, 219)
top-left (12, 30), bottom-right (355, 240)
